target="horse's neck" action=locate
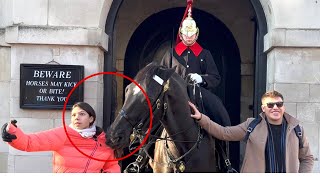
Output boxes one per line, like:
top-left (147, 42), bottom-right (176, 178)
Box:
top-left (163, 103), bottom-right (199, 153)
top-left (161, 77), bottom-right (199, 153)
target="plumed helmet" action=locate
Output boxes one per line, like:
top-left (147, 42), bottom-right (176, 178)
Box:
top-left (179, 7), bottom-right (199, 37)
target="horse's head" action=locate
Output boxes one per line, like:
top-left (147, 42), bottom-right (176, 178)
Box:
top-left (106, 63), bottom-right (177, 150)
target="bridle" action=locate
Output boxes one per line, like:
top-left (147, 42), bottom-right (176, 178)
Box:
top-left (121, 74), bottom-right (170, 173)
top-left (119, 76), bottom-right (170, 139)
top-left (122, 75), bottom-right (204, 173)
top-left (158, 123), bottom-right (203, 173)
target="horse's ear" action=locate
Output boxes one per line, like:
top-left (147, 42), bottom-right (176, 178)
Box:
top-left (157, 65), bottom-right (175, 81)
top-left (167, 66), bottom-right (176, 78)
top-left (172, 65), bottom-right (177, 71)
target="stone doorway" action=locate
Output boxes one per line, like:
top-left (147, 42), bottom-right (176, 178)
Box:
top-left (104, 0), bottom-right (267, 172)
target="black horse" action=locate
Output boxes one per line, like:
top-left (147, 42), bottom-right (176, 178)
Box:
top-left (106, 63), bottom-right (224, 172)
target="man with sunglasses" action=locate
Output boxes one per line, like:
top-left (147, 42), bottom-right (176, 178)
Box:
top-left (189, 90), bottom-right (314, 173)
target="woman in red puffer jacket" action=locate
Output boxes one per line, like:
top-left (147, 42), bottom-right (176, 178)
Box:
top-left (1, 102), bottom-right (120, 173)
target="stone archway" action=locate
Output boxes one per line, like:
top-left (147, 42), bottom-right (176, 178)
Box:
top-left (123, 7), bottom-right (241, 171)
top-left (104, 0), bottom-right (268, 172)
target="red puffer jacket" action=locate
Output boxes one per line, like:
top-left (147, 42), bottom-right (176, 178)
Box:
top-left (7, 124), bottom-right (120, 173)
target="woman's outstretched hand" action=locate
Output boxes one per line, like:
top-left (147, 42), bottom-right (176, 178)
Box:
top-left (1, 120), bottom-right (17, 142)
top-left (188, 101), bottom-right (202, 121)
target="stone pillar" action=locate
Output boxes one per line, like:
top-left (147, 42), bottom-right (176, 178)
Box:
top-left (0, 29), bottom-right (11, 173)
top-left (264, 28), bottom-right (320, 172)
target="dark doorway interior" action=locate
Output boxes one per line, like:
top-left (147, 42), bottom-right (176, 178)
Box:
top-left (123, 8), bottom-right (241, 171)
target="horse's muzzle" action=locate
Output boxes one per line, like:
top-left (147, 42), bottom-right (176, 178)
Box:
top-left (106, 128), bottom-right (129, 149)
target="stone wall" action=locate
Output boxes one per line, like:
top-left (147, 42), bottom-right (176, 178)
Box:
top-left (261, 0), bottom-right (320, 172)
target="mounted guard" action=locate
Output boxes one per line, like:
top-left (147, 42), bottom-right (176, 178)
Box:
top-left (159, 0), bottom-right (235, 172)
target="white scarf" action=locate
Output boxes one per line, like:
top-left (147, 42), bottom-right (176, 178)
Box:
top-left (69, 124), bottom-right (96, 138)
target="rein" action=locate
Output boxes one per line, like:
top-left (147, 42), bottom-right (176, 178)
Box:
top-left (163, 124), bottom-right (203, 172)
top-left (136, 122), bottom-right (203, 173)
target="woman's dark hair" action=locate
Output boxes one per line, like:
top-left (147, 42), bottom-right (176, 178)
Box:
top-left (72, 102), bottom-right (96, 126)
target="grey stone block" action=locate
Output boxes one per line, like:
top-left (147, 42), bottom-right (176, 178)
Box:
top-left (275, 83), bottom-right (309, 102)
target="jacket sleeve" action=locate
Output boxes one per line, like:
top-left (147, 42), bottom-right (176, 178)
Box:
top-left (298, 126), bottom-right (314, 173)
top-left (201, 50), bottom-right (221, 90)
top-left (101, 149), bottom-right (121, 173)
top-left (197, 114), bottom-right (251, 141)
top-left (7, 124), bottom-right (65, 152)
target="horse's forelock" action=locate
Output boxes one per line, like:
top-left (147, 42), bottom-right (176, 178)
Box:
top-left (134, 63), bottom-right (188, 101)
top-left (134, 63), bottom-right (157, 81)
top-left (134, 63), bottom-right (174, 83)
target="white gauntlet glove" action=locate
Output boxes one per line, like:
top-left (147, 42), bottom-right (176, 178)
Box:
top-left (189, 73), bottom-right (203, 84)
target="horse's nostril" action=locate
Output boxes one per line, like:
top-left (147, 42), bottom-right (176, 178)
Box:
top-left (111, 137), bottom-right (121, 143)
top-left (107, 130), bottom-right (124, 144)
top-left (106, 128), bottom-right (130, 149)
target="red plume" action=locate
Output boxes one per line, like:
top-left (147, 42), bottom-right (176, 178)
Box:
top-left (187, 0), bottom-right (193, 5)
top-left (176, 0), bottom-right (194, 44)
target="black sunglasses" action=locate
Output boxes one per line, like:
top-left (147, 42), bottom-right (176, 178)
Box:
top-left (266, 102), bottom-right (284, 108)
